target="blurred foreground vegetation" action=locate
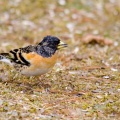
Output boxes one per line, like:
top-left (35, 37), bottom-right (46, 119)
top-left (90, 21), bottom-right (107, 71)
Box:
top-left (0, 0), bottom-right (120, 119)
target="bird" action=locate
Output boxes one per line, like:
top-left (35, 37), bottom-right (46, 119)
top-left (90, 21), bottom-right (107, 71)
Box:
top-left (0, 36), bottom-right (67, 76)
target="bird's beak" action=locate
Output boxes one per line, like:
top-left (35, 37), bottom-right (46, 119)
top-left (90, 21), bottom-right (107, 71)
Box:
top-left (57, 41), bottom-right (68, 49)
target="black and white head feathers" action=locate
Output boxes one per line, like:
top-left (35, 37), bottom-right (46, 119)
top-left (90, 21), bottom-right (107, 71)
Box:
top-left (36, 36), bottom-right (61, 57)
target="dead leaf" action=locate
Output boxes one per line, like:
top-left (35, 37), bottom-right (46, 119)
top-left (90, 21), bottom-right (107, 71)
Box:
top-left (82, 34), bottom-right (113, 46)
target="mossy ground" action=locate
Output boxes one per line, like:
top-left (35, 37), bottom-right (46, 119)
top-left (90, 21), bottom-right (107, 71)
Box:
top-left (0, 0), bottom-right (120, 119)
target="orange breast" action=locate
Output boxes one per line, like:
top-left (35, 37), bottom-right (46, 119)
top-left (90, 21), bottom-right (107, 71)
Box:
top-left (21, 52), bottom-right (58, 76)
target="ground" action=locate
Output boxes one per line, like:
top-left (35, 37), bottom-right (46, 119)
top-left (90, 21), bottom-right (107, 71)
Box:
top-left (0, 0), bottom-right (120, 120)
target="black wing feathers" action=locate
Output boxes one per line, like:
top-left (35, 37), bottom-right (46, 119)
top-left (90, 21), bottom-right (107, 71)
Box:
top-left (10, 47), bottom-right (31, 66)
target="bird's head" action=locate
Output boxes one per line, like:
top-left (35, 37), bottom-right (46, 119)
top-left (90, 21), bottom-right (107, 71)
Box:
top-left (36, 36), bottom-right (67, 57)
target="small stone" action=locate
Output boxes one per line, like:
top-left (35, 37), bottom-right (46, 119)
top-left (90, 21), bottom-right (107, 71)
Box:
top-left (58, 0), bottom-right (66, 5)
top-left (96, 95), bottom-right (103, 99)
top-left (111, 68), bottom-right (118, 72)
top-left (12, 111), bottom-right (18, 116)
top-left (0, 100), bottom-right (3, 105)
top-left (117, 89), bottom-right (120, 92)
top-left (103, 76), bottom-right (110, 79)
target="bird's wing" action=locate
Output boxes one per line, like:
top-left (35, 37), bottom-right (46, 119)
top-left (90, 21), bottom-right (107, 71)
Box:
top-left (9, 45), bottom-right (36, 66)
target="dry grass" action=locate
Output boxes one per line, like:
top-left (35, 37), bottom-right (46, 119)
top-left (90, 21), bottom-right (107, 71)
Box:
top-left (0, 0), bottom-right (120, 119)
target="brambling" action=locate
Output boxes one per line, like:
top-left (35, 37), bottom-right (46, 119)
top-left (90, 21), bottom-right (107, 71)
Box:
top-left (0, 36), bottom-right (67, 76)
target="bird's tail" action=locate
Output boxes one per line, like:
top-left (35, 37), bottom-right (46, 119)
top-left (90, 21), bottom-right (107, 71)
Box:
top-left (0, 53), bottom-right (12, 65)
